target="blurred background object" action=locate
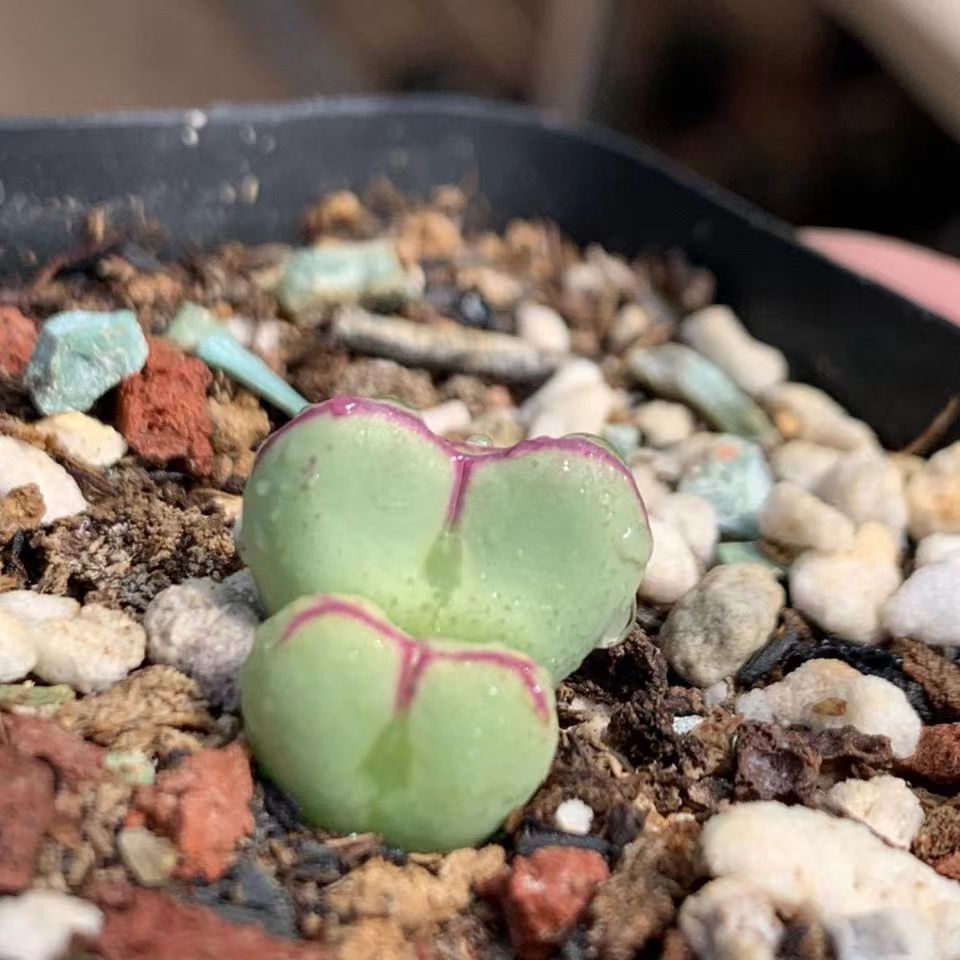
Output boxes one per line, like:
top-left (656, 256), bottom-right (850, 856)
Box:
top-left (1, 0), bottom-right (959, 255)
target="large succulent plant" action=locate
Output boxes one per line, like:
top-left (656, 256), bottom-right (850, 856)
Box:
top-left (240, 396), bottom-right (651, 850)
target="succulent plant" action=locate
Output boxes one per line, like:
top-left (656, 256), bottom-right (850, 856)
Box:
top-left (239, 396), bottom-right (651, 681)
top-left (242, 594), bottom-right (557, 851)
top-left (239, 394), bottom-right (651, 851)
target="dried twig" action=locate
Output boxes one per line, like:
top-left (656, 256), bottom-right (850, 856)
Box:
top-left (901, 395), bottom-right (960, 456)
top-left (28, 233), bottom-right (122, 291)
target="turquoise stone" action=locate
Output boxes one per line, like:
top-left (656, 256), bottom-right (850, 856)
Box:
top-left (25, 309), bottom-right (147, 415)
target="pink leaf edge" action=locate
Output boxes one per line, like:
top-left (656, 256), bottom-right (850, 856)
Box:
top-left (254, 395), bottom-right (645, 527)
top-left (278, 595), bottom-right (551, 723)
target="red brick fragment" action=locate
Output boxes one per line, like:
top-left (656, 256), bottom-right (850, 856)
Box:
top-left (0, 746), bottom-right (55, 892)
top-left (487, 847), bottom-right (610, 960)
top-left (933, 850), bottom-right (960, 880)
top-left (901, 723), bottom-right (960, 784)
top-left (4, 713), bottom-right (105, 783)
top-left (131, 741), bottom-right (253, 882)
top-left (89, 883), bottom-right (330, 959)
top-left (0, 306), bottom-right (37, 377)
top-left (117, 337), bottom-right (214, 474)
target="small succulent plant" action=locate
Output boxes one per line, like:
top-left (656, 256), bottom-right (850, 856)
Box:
top-left (240, 396), bottom-right (651, 850)
top-left (242, 594), bottom-right (557, 851)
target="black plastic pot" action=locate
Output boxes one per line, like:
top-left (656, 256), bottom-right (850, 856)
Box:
top-left (0, 94), bottom-right (956, 448)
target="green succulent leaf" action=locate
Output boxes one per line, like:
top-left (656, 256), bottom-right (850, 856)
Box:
top-left (241, 593), bottom-right (558, 851)
top-left (239, 396), bottom-right (651, 681)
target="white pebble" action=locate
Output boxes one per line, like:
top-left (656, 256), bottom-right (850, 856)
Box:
top-left (916, 533), bottom-right (960, 567)
top-left (846, 916), bottom-right (927, 960)
top-left (223, 314), bottom-right (254, 347)
top-left (0, 890), bottom-right (102, 960)
top-left (635, 400), bottom-right (695, 448)
top-left (420, 400), bottom-right (471, 437)
top-left (682, 305), bottom-right (787, 397)
top-left (564, 248), bottom-right (636, 301)
top-left (704, 679), bottom-right (731, 709)
top-left (660, 564), bottom-right (784, 687)
top-left (251, 319), bottom-right (287, 361)
top-left (890, 451), bottom-right (926, 482)
top-left (652, 492), bottom-right (718, 565)
top-left (763, 383), bottom-right (879, 452)
top-left (554, 798), bottom-right (594, 835)
top-left (0, 608), bottom-right (37, 683)
top-left (563, 261), bottom-right (608, 298)
top-left (789, 522), bottom-right (902, 644)
top-left (630, 463), bottom-right (670, 512)
top-left (0, 590), bottom-right (79, 624)
top-left (0, 436), bottom-right (87, 524)
top-left (521, 360), bottom-right (615, 438)
top-left (736, 658), bottom-right (921, 758)
top-left (144, 570), bottom-right (261, 707)
top-left (906, 444), bottom-right (960, 539)
top-left (818, 450), bottom-right (908, 536)
top-left (202, 490), bottom-right (243, 525)
top-left (884, 557), bottom-right (960, 647)
top-left (638, 518), bottom-right (701, 605)
top-left (758, 481), bottom-right (856, 552)
top-left (930, 441), bottom-right (960, 474)
top-left (31, 603), bottom-right (145, 693)
top-left (609, 302), bottom-right (654, 353)
top-left (673, 715), bottom-right (704, 735)
top-left (680, 876), bottom-right (783, 960)
top-left (770, 439), bottom-right (843, 491)
top-left (630, 445), bottom-right (683, 484)
top-left (826, 775), bottom-right (924, 849)
top-left (585, 245), bottom-right (639, 297)
top-left (0, 591), bottom-right (83, 685)
top-left (521, 358), bottom-right (599, 411)
top-left (672, 431), bottom-right (727, 471)
top-left (457, 265), bottom-right (521, 309)
top-left (828, 910), bottom-right (936, 960)
top-left (35, 411), bottom-right (126, 468)
top-left (700, 802), bottom-right (960, 960)
top-left (117, 826), bottom-right (178, 886)
top-left (515, 302), bottom-right (571, 353)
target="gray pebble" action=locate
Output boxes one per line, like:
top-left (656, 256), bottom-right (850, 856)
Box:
top-left (333, 306), bottom-right (560, 382)
top-left (660, 564), bottom-right (784, 687)
top-left (143, 569), bottom-right (262, 709)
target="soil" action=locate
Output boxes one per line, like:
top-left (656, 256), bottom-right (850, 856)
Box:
top-left (0, 184), bottom-right (958, 960)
